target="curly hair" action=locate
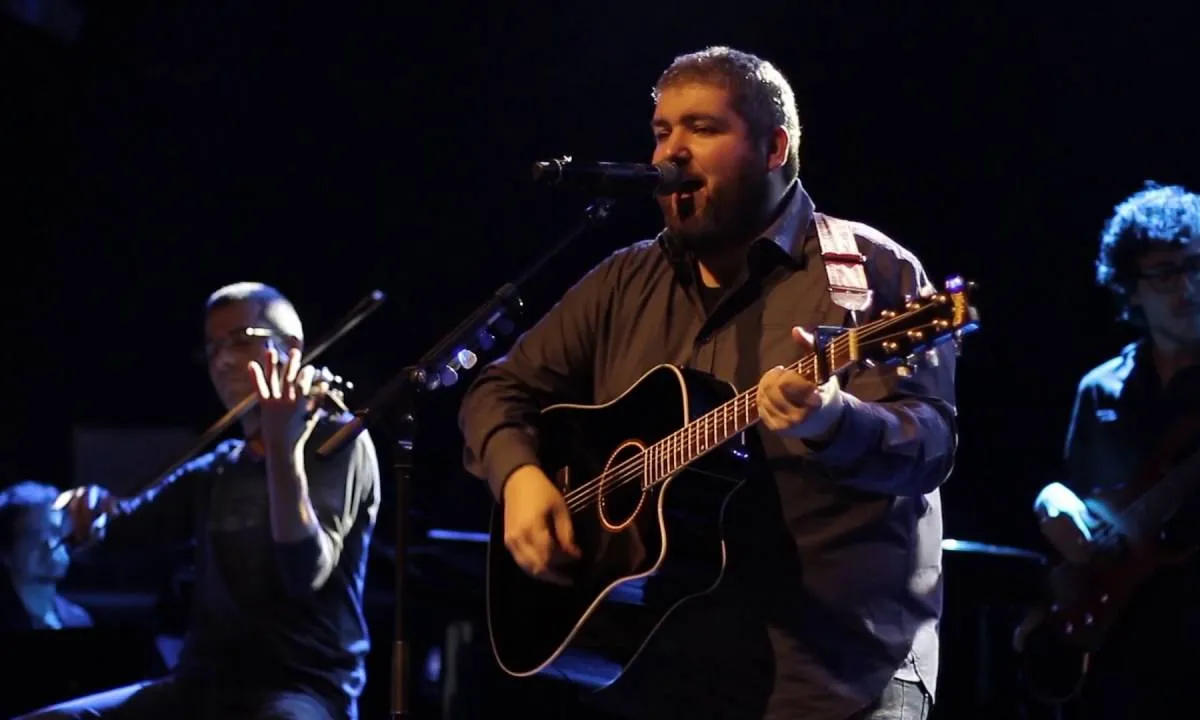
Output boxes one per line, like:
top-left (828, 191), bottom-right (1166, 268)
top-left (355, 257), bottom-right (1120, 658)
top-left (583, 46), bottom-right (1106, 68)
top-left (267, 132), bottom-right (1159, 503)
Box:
top-left (652, 46), bottom-right (801, 183)
top-left (1096, 181), bottom-right (1200, 323)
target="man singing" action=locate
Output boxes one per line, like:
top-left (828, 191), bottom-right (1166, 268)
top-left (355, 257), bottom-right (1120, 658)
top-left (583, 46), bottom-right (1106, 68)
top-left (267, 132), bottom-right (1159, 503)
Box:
top-left (459, 47), bottom-right (959, 719)
top-left (1031, 181), bottom-right (1200, 718)
top-left (20, 282), bottom-right (381, 720)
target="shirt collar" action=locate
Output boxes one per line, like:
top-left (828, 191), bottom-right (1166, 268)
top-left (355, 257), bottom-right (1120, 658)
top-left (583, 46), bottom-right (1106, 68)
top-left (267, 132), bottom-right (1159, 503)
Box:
top-left (756, 178), bottom-right (815, 264)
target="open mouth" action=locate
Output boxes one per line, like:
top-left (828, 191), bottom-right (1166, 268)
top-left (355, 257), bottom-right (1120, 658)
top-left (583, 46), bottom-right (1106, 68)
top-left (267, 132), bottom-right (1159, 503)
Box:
top-left (674, 178), bottom-right (705, 219)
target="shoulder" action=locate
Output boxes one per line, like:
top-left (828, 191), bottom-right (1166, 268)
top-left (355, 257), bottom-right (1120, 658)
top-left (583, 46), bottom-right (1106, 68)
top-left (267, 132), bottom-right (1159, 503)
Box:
top-left (592, 237), bottom-right (666, 276)
top-left (1076, 342), bottom-right (1139, 400)
top-left (307, 414), bottom-right (381, 485)
top-left (823, 215), bottom-right (935, 303)
top-left (846, 220), bottom-right (927, 274)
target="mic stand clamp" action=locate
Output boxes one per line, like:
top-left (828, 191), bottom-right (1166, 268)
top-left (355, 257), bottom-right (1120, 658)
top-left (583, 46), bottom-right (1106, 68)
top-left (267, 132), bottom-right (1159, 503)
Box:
top-left (315, 196), bottom-right (618, 718)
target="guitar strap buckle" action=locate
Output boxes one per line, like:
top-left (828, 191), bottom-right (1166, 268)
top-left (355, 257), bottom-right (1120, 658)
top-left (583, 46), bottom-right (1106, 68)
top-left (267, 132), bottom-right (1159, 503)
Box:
top-left (814, 214), bottom-right (873, 317)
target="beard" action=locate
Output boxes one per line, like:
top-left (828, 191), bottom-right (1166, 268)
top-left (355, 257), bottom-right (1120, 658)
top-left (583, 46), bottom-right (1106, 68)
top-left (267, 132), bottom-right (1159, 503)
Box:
top-left (658, 159), bottom-right (771, 255)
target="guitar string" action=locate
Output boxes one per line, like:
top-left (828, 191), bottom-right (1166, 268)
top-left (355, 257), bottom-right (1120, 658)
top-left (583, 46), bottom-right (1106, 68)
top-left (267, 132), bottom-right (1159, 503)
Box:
top-left (561, 324), bottom-right (878, 513)
top-left (559, 316), bottom-right (915, 512)
top-left (560, 314), bottom-right (939, 513)
top-left (560, 347), bottom-right (824, 513)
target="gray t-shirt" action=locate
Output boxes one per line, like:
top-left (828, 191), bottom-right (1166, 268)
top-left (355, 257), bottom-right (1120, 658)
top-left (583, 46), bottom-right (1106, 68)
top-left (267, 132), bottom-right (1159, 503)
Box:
top-left (103, 415), bottom-right (381, 719)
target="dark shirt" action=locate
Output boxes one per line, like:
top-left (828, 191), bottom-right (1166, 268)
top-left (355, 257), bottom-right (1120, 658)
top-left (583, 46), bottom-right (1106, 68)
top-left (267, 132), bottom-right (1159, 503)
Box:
top-left (102, 415), bottom-right (381, 720)
top-left (0, 581), bottom-right (92, 631)
top-left (458, 181), bottom-right (959, 718)
top-left (1061, 340), bottom-right (1200, 716)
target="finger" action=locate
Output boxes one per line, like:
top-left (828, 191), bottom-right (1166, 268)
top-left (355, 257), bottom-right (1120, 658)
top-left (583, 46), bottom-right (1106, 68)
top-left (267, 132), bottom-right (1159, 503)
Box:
top-left (247, 360), bottom-right (271, 399)
top-left (777, 373), bottom-right (819, 408)
top-left (512, 529), bottom-right (554, 576)
top-left (297, 364), bottom-right (317, 401)
top-left (792, 326), bottom-right (815, 352)
top-left (552, 505), bottom-right (580, 557)
top-left (757, 385), bottom-right (789, 430)
top-left (266, 347), bottom-right (282, 399)
top-left (763, 381), bottom-right (808, 425)
top-left (52, 488), bottom-right (76, 511)
top-left (284, 348), bottom-right (303, 386)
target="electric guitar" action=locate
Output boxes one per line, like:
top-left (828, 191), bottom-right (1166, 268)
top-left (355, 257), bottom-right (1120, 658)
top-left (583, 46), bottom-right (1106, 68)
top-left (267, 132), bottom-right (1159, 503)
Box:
top-left (1014, 411), bottom-right (1200, 703)
top-left (485, 275), bottom-right (980, 688)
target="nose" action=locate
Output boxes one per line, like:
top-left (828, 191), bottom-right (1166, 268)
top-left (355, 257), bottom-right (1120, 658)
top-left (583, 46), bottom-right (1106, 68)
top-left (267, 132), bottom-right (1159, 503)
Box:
top-left (654, 132), bottom-right (692, 167)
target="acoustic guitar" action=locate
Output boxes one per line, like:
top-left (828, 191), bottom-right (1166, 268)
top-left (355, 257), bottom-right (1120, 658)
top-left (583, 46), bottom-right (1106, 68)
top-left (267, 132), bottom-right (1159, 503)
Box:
top-left (485, 275), bottom-right (980, 688)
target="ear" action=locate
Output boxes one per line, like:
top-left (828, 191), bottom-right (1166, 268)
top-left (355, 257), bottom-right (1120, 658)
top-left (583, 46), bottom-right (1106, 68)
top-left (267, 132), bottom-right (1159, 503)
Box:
top-left (765, 126), bottom-right (790, 173)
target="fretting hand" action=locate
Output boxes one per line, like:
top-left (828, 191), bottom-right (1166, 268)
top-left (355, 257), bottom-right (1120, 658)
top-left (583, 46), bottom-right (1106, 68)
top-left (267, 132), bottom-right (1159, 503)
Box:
top-left (248, 346), bottom-right (318, 454)
top-left (757, 326), bottom-right (847, 441)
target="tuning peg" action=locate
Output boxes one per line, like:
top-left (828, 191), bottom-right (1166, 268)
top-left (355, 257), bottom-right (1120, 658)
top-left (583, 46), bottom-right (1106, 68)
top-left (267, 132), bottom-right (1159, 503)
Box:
top-left (456, 349), bottom-right (478, 370)
top-left (476, 330), bottom-right (496, 351)
top-left (924, 348), bottom-right (940, 368)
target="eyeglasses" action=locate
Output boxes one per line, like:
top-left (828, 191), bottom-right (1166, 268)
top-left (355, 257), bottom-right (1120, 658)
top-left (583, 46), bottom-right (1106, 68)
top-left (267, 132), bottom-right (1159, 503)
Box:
top-left (1138, 255), bottom-right (1200, 294)
top-left (197, 327), bottom-right (277, 364)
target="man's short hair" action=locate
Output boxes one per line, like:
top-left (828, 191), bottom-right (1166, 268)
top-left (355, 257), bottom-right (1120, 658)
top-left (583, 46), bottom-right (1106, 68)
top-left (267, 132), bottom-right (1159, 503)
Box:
top-left (652, 46), bottom-right (802, 182)
top-left (206, 282), bottom-right (304, 343)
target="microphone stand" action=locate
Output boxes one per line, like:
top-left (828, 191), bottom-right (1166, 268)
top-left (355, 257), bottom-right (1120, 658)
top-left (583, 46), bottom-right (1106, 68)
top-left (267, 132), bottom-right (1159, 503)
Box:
top-left (315, 197), bottom-right (618, 718)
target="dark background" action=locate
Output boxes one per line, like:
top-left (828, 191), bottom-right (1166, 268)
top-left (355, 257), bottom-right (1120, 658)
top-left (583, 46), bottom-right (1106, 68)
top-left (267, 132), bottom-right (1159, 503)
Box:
top-left (3, 1), bottom-right (1198, 716)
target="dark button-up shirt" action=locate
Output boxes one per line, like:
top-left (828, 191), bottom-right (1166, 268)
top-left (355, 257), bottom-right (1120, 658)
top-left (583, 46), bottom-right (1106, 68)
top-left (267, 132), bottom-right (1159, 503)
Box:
top-left (1061, 341), bottom-right (1200, 716)
top-left (459, 182), bottom-right (959, 718)
top-left (101, 416), bottom-right (381, 720)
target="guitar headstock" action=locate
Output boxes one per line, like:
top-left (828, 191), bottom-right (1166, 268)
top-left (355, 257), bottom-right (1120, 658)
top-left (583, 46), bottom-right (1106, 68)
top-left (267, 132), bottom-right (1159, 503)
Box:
top-left (853, 275), bottom-right (980, 369)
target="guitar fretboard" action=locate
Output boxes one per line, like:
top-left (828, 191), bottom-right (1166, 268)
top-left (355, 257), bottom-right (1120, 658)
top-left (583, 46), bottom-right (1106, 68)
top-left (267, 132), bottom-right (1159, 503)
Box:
top-left (642, 331), bottom-right (859, 488)
top-left (1118, 440), bottom-right (1200, 538)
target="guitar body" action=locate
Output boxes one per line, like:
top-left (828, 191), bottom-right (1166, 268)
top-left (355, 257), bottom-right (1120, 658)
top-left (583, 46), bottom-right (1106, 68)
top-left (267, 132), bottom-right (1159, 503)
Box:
top-left (485, 364), bottom-right (749, 688)
top-left (1018, 413), bottom-right (1200, 701)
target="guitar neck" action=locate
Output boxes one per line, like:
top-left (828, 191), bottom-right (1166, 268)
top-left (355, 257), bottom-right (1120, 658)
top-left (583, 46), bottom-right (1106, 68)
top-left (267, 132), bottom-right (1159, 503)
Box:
top-left (1123, 442), bottom-right (1200, 537)
top-left (642, 330), bottom-right (861, 487)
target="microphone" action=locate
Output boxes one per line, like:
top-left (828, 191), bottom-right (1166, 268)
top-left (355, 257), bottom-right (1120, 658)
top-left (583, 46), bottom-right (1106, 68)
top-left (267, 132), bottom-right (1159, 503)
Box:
top-left (531, 156), bottom-right (685, 196)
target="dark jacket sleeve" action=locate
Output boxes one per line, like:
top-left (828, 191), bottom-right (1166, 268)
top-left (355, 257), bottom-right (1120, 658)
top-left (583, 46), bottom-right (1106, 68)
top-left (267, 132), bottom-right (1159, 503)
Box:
top-left (274, 426), bottom-right (381, 595)
top-left (459, 252), bottom-right (624, 499)
top-left (100, 452), bottom-right (211, 552)
top-left (806, 227), bottom-right (961, 496)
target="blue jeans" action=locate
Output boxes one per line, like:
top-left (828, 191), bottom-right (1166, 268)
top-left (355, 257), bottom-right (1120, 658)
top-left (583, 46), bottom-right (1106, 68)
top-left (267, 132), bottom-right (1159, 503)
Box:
top-left (848, 678), bottom-right (931, 720)
top-left (13, 676), bottom-right (338, 720)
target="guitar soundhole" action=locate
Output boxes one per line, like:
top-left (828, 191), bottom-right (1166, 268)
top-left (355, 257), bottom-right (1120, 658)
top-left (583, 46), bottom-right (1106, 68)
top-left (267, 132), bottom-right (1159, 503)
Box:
top-left (597, 440), bottom-right (649, 532)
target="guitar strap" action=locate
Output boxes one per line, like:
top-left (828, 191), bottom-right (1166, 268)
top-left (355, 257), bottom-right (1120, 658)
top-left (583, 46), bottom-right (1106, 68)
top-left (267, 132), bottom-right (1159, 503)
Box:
top-left (813, 213), bottom-right (873, 318)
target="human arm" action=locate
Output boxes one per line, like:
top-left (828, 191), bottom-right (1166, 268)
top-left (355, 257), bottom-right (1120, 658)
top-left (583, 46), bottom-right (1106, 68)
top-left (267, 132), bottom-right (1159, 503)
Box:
top-left (458, 251), bottom-right (623, 499)
top-left (62, 456), bottom-right (205, 554)
top-left (267, 424), bottom-right (381, 596)
top-left (250, 346), bottom-right (382, 596)
top-left (759, 245), bottom-right (959, 496)
top-left (1034, 379), bottom-right (1102, 560)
